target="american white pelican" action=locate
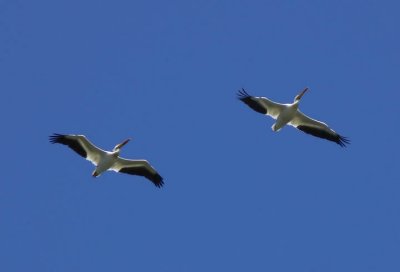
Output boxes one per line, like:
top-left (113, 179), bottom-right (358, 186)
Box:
top-left (237, 88), bottom-right (350, 147)
top-left (49, 134), bottom-right (164, 187)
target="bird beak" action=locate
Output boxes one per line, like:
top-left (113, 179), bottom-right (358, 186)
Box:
top-left (296, 87), bottom-right (309, 100)
top-left (116, 138), bottom-right (131, 149)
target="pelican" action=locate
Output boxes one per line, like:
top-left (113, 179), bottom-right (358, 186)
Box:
top-left (49, 134), bottom-right (164, 187)
top-left (237, 88), bottom-right (350, 147)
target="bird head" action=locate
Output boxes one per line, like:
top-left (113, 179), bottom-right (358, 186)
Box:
top-left (113, 138), bottom-right (131, 152)
top-left (294, 87), bottom-right (309, 102)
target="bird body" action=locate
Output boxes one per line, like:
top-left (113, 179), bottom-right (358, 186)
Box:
top-left (49, 134), bottom-right (164, 187)
top-left (272, 101), bottom-right (299, 131)
top-left (238, 88), bottom-right (350, 147)
top-left (92, 151), bottom-right (118, 177)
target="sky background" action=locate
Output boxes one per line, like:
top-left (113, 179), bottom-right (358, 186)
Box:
top-left (1, 0), bottom-right (399, 271)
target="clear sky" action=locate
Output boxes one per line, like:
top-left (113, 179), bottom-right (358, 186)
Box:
top-left (1, 0), bottom-right (399, 271)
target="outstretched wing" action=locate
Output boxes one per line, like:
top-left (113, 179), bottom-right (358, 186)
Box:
top-left (49, 133), bottom-right (107, 165)
top-left (237, 88), bottom-right (285, 119)
top-left (111, 158), bottom-right (164, 188)
top-left (289, 111), bottom-right (350, 147)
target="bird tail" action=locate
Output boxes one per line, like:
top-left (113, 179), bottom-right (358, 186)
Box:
top-left (271, 123), bottom-right (281, 132)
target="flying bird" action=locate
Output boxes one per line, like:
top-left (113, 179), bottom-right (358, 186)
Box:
top-left (237, 88), bottom-right (350, 147)
top-left (49, 134), bottom-right (164, 187)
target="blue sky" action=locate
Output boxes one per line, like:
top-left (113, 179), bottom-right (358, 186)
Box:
top-left (1, 0), bottom-right (399, 271)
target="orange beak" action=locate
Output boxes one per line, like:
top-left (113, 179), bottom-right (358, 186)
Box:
top-left (115, 138), bottom-right (131, 150)
top-left (297, 87), bottom-right (309, 100)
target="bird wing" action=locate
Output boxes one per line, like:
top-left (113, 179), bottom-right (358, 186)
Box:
top-left (111, 158), bottom-right (164, 188)
top-left (237, 88), bottom-right (285, 119)
top-left (49, 133), bottom-right (107, 165)
top-left (289, 111), bottom-right (350, 147)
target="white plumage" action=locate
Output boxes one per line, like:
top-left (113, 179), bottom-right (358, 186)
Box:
top-left (49, 134), bottom-right (164, 187)
top-left (238, 88), bottom-right (350, 147)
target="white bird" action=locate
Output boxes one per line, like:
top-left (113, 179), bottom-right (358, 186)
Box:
top-left (49, 134), bottom-right (164, 187)
top-left (237, 88), bottom-right (350, 147)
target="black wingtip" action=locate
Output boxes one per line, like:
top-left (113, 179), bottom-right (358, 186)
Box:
top-left (237, 88), bottom-right (268, 115)
top-left (237, 88), bottom-right (251, 101)
top-left (337, 135), bottom-right (351, 147)
top-left (153, 174), bottom-right (164, 188)
top-left (296, 125), bottom-right (351, 148)
top-left (49, 133), bottom-right (87, 157)
top-left (49, 133), bottom-right (66, 144)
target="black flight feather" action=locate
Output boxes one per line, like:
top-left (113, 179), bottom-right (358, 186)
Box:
top-left (296, 125), bottom-right (350, 147)
top-left (119, 167), bottom-right (164, 188)
top-left (49, 133), bottom-right (87, 158)
top-left (237, 88), bottom-right (267, 115)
